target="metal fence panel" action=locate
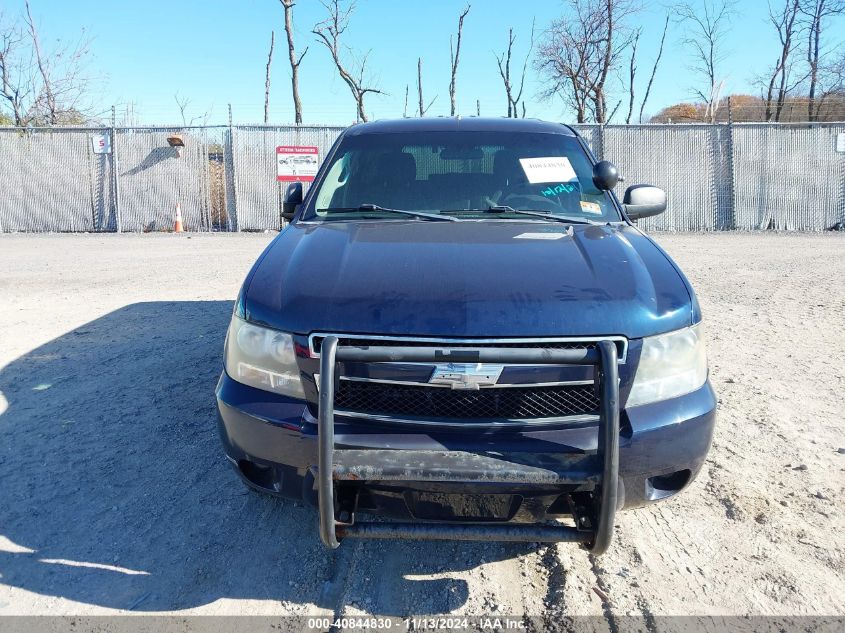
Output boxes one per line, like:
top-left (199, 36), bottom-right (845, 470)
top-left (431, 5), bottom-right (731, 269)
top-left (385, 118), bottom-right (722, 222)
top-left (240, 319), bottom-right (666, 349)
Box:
top-left (0, 128), bottom-right (115, 232)
top-left (732, 123), bottom-right (845, 230)
top-left (231, 125), bottom-right (344, 230)
top-left (114, 127), bottom-right (228, 232)
top-left (604, 125), bottom-right (728, 231)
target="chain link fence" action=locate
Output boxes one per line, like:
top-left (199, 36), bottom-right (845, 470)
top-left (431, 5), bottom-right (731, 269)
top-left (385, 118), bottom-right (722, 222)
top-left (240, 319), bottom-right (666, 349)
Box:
top-left (0, 127), bottom-right (116, 232)
top-left (230, 125), bottom-right (344, 230)
top-left (114, 126), bottom-right (232, 232)
top-left (1, 122), bottom-right (843, 232)
top-left (577, 125), bottom-right (735, 231)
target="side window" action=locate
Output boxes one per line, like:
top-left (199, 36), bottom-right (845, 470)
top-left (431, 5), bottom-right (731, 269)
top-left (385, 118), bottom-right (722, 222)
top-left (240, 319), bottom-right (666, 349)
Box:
top-left (315, 153), bottom-right (349, 210)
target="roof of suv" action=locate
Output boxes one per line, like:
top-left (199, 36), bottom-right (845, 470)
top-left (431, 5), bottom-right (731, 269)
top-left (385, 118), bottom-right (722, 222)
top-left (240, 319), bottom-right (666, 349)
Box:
top-left (343, 117), bottom-right (577, 136)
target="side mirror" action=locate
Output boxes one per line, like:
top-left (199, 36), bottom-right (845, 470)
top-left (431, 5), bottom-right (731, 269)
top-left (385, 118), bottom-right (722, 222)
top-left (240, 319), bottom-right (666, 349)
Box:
top-left (592, 160), bottom-right (619, 191)
top-left (623, 185), bottom-right (667, 220)
top-left (282, 181), bottom-right (304, 221)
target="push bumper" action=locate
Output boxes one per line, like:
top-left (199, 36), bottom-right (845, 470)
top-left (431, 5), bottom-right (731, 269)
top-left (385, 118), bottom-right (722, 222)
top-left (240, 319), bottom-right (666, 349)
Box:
top-left (315, 338), bottom-right (620, 552)
top-left (216, 347), bottom-right (716, 552)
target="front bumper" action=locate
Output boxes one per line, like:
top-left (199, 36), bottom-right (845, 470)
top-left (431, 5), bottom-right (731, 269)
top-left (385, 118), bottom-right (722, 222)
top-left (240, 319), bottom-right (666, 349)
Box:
top-left (216, 369), bottom-right (716, 515)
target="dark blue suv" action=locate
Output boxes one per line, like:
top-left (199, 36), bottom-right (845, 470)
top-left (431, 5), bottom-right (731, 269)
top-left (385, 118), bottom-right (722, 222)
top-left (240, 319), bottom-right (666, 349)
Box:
top-left (216, 117), bottom-right (716, 554)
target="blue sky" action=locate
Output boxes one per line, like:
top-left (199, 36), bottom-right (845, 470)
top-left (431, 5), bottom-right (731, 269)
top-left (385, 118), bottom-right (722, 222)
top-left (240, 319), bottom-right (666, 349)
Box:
top-left (6, 0), bottom-right (825, 125)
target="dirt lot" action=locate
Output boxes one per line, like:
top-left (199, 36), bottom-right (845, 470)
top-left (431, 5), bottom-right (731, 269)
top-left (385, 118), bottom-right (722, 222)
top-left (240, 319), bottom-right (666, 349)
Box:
top-left (0, 232), bottom-right (843, 624)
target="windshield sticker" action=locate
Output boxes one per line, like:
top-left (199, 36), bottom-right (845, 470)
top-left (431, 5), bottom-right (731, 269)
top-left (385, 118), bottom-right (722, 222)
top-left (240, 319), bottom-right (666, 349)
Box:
top-left (514, 229), bottom-right (572, 240)
top-left (580, 201), bottom-right (602, 215)
top-left (519, 157), bottom-right (578, 184)
top-left (541, 183), bottom-right (578, 197)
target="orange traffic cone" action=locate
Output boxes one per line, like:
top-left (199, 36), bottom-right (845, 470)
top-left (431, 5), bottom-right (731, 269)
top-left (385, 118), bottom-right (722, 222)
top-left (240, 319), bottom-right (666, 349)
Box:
top-left (174, 202), bottom-right (184, 233)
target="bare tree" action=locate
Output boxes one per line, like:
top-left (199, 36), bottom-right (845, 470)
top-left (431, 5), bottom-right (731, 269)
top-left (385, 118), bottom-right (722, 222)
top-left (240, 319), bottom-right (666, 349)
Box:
top-left (0, 2), bottom-right (98, 126)
top-left (494, 19), bottom-right (536, 118)
top-left (417, 57), bottom-right (436, 116)
top-left (638, 14), bottom-right (670, 123)
top-left (760, 1), bottom-right (803, 121)
top-left (625, 29), bottom-right (641, 124)
top-left (536, 0), bottom-right (638, 123)
top-left (174, 92), bottom-right (192, 126)
top-left (800, 0), bottom-right (845, 121)
top-left (815, 52), bottom-right (845, 118)
top-left (264, 31), bottom-right (275, 124)
top-left (403, 84), bottom-right (409, 117)
top-left (676, 0), bottom-right (737, 123)
top-left (280, 0), bottom-right (307, 124)
top-left (313, 0), bottom-right (383, 122)
top-left (24, 0), bottom-right (55, 122)
top-left (449, 5), bottom-right (471, 116)
top-left (174, 92), bottom-right (210, 126)
top-left (0, 12), bottom-right (31, 126)
top-left (495, 29), bottom-right (516, 117)
top-left (24, 0), bottom-right (98, 125)
top-left (825, 48), bottom-right (845, 92)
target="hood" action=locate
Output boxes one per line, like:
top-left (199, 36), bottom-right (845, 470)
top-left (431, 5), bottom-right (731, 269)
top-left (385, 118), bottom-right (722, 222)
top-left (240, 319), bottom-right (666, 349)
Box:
top-left (244, 220), bottom-right (694, 340)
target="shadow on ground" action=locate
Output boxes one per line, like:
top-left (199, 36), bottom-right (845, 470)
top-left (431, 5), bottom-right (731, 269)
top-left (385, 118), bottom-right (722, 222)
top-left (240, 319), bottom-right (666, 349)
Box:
top-left (0, 301), bottom-right (533, 614)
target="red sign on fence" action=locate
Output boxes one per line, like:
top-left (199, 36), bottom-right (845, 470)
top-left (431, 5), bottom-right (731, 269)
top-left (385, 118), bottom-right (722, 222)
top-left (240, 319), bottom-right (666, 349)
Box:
top-left (276, 145), bottom-right (319, 182)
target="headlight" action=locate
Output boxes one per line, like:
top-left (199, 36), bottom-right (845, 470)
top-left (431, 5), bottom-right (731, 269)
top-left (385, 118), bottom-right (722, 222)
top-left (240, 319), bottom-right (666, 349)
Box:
top-left (627, 324), bottom-right (708, 407)
top-left (224, 315), bottom-right (305, 399)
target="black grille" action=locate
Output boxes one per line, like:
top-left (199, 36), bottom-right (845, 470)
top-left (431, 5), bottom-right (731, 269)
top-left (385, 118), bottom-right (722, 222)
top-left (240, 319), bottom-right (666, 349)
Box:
top-left (332, 381), bottom-right (599, 421)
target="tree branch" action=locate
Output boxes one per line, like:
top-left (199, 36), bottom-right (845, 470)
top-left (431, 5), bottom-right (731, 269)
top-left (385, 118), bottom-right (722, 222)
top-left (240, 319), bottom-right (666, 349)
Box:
top-left (639, 13), bottom-right (669, 123)
top-left (313, 0), bottom-right (382, 122)
top-left (264, 30), bottom-right (275, 124)
top-left (449, 4), bottom-right (471, 116)
top-left (280, 0), bottom-right (306, 124)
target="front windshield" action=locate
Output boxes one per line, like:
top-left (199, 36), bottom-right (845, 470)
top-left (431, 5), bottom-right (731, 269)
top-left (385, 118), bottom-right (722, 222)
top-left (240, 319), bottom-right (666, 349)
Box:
top-left (303, 130), bottom-right (620, 222)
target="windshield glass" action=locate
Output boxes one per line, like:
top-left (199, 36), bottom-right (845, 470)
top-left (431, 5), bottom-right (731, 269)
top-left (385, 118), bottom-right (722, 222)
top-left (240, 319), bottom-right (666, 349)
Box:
top-left (303, 130), bottom-right (620, 222)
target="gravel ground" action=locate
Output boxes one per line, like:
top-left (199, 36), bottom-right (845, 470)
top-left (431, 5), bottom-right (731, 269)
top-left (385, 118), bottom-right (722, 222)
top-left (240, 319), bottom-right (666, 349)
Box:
top-left (0, 232), bottom-right (842, 623)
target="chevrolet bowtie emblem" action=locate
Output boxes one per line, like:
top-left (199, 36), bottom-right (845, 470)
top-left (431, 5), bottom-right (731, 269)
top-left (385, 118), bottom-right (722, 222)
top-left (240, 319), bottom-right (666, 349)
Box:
top-left (429, 363), bottom-right (505, 390)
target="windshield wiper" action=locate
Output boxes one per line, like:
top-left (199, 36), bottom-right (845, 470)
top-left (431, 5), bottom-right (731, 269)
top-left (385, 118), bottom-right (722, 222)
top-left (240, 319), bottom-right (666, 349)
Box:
top-left (445, 206), bottom-right (595, 224)
top-left (320, 204), bottom-right (459, 222)
top-left (485, 206), bottom-right (595, 224)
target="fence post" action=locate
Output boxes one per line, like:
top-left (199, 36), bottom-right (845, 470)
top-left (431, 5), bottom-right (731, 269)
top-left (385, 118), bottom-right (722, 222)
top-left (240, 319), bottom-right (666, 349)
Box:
top-left (111, 106), bottom-right (122, 233)
top-left (598, 124), bottom-right (605, 160)
top-left (228, 103), bottom-right (240, 232)
top-left (726, 96), bottom-right (736, 230)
